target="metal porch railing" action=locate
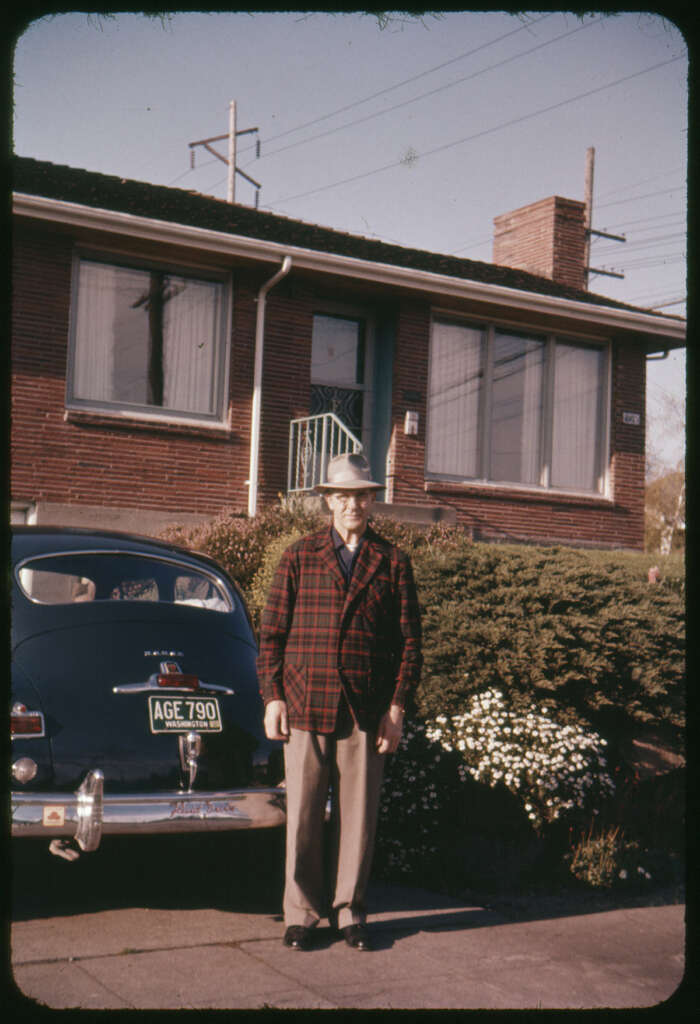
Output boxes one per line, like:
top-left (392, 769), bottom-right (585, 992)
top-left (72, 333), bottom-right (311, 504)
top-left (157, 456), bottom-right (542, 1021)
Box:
top-left (287, 413), bottom-right (363, 494)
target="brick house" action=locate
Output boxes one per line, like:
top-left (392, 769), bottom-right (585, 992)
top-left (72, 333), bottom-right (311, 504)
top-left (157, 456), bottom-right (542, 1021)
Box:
top-left (11, 156), bottom-right (685, 549)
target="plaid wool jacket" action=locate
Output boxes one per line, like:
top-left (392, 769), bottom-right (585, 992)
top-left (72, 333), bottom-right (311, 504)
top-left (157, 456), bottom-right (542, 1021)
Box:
top-left (257, 525), bottom-right (422, 733)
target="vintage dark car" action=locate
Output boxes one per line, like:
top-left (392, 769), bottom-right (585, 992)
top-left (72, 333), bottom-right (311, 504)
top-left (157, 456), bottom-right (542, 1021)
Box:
top-left (11, 526), bottom-right (285, 860)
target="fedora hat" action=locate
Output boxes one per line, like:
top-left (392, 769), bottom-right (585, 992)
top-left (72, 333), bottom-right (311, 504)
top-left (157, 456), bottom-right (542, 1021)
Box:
top-left (317, 453), bottom-right (382, 491)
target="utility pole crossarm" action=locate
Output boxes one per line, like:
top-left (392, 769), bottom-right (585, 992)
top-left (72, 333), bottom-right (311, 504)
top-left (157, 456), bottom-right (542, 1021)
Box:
top-left (201, 142), bottom-right (229, 165)
top-left (586, 266), bottom-right (625, 280)
top-left (587, 228), bottom-right (627, 243)
top-left (189, 132), bottom-right (229, 148)
top-left (236, 167), bottom-right (262, 190)
top-left (583, 148), bottom-right (627, 287)
top-left (187, 100), bottom-right (261, 205)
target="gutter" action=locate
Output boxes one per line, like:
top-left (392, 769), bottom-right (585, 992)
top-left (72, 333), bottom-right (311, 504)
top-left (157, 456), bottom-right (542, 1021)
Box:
top-left (13, 192), bottom-right (686, 346)
top-left (248, 256), bottom-right (292, 518)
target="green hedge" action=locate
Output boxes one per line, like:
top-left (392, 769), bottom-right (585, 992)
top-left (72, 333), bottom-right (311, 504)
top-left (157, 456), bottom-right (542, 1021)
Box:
top-left (163, 508), bottom-right (685, 742)
top-left (165, 507), bottom-right (685, 887)
top-left (410, 538), bottom-right (685, 742)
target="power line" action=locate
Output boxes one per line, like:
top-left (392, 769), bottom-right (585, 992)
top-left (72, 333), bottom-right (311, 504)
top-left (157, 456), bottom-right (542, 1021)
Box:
top-left (242, 15), bottom-right (602, 167)
top-left (612, 252), bottom-right (685, 271)
top-left (598, 212), bottom-right (685, 232)
top-left (594, 166), bottom-right (684, 202)
top-left (452, 196), bottom-right (685, 257)
top-left (645, 298), bottom-right (686, 310)
top-left (595, 185), bottom-right (686, 211)
top-left (235, 12), bottom-right (556, 158)
top-left (267, 55), bottom-right (683, 210)
top-left (594, 231), bottom-right (686, 256)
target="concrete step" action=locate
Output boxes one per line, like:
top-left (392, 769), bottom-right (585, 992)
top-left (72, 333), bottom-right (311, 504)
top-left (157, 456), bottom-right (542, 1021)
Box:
top-left (286, 495), bottom-right (456, 527)
top-left (372, 502), bottom-right (457, 526)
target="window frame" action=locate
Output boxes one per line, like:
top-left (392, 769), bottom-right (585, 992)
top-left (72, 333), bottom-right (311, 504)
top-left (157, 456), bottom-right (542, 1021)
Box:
top-left (426, 316), bottom-right (612, 498)
top-left (11, 502), bottom-right (37, 525)
top-left (14, 549), bottom-right (236, 612)
top-left (65, 250), bottom-right (232, 428)
top-left (310, 303), bottom-right (376, 452)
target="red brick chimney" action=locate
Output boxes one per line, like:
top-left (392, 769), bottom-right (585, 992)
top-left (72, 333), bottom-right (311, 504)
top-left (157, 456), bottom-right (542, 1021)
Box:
top-left (493, 196), bottom-right (587, 291)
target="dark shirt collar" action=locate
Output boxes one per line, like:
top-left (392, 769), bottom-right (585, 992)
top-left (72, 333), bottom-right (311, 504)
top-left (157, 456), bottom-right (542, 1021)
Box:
top-left (331, 526), bottom-right (365, 583)
top-left (331, 526), bottom-right (365, 552)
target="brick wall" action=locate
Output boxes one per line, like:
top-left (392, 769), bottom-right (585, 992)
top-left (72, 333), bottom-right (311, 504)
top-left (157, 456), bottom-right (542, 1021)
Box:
top-left (12, 222), bottom-right (646, 549)
top-left (386, 300), bottom-right (646, 550)
top-left (493, 196), bottom-right (587, 291)
top-left (257, 281), bottom-right (314, 506)
top-left (386, 298), bottom-right (431, 504)
top-left (11, 226), bottom-right (255, 520)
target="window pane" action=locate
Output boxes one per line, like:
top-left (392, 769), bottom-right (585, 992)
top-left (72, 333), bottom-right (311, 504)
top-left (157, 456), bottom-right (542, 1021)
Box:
top-left (311, 315), bottom-right (364, 386)
top-left (16, 553), bottom-right (233, 612)
top-left (427, 321), bottom-right (483, 477)
top-left (163, 278), bottom-right (223, 414)
top-left (71, 260), bottom-right (225, 417)
top-left (551, 343), bottom-right (605, 492)
top-left (491, 332), bottom-right (545, 485)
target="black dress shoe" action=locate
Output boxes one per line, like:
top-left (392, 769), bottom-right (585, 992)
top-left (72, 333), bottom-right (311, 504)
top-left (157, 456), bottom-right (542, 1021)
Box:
top-left (283, 925), bottom-right (313, 951)
top-left (341, 924), bottom-right (372, 951)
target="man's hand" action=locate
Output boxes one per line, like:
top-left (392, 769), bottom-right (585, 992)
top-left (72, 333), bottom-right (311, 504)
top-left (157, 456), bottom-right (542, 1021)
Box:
top-left (264, 699), bottom-right (289, 742)
top-left (376, 703), bottom-right (404, 755)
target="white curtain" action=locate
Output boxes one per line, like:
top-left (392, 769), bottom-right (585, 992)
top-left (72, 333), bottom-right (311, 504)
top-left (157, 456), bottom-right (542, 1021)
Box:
top-left (491, 332), bottom-right (544, 485)
top-left (551, 344), bottom-right (603, 491)
top-left (427, 321), bottom-right (483, 477)
top-left (72, 261), bottom-right (223, 416)
top-left (72, 261), bottom-right (118, 401)
top-left (311, 314), bottom-right (361, 386)
top-left (163, 278), bottom-right (221, 414)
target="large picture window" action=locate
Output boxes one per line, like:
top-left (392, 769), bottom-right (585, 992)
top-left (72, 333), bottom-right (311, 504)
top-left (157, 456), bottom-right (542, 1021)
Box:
top-left (67, 257), bottom-right (230, 423)
top-left (427, 319), bottom-right (608, 494)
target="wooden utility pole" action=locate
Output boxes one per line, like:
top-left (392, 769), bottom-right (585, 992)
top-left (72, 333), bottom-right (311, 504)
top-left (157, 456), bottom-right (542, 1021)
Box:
top-left (227, 100), bottom-right (236, 203)
top-left (583, 147), bottom-right (595, 290)
top-left (188, 101), bottom-right (261, 206)
top-left (583, 146), bottom-right (626, 287)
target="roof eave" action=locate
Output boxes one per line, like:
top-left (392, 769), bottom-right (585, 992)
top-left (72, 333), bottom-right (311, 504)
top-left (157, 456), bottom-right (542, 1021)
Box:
top-left (13, 191), bottom-right (686, 349)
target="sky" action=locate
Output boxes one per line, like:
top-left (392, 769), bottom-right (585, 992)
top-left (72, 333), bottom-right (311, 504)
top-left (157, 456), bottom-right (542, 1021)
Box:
top-left (11, 10), bottom-right (688, 470)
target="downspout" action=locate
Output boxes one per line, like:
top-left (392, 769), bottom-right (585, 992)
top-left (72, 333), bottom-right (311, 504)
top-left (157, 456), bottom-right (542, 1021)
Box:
top-left (248, 255), bottom-right (292, 518)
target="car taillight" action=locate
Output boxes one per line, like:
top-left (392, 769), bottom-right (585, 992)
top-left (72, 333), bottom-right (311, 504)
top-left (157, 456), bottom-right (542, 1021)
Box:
top-left (156, 672), bottom-right (200, 690)
top-left (11, 703), bottom-right (45, 737)
top-left (156, 662), bottom-right (200, 690)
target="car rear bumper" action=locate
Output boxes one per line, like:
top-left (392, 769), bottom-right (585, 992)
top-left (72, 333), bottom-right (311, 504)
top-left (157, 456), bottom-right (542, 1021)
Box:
top-left (11, 770), bottom-right (287, 852)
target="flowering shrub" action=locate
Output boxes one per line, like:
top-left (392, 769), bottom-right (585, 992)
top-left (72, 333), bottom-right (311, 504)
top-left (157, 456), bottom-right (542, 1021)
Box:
top-left (425, 688), bottom-right (616, 831)
top-left (375, 720), bottom-right (463, 881)
top-left (565, 826), bottom-right (655, 889)
top-left (161, 499), bottom-right (323, 595)
top-left (413, 540), bottom-right (685, 740)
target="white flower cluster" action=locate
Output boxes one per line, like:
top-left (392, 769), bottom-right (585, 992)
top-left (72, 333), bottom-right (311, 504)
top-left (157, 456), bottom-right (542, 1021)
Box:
top-left (425, 688), bottom-right (616, 829)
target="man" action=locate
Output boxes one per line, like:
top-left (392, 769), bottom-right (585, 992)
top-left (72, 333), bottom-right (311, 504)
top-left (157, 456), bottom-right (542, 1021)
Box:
top-left (258, 453), bottom-right (422, 952)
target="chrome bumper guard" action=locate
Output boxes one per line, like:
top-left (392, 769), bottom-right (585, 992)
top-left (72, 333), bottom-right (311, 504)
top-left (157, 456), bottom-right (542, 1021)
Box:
top-left (12, 769), bottom-right (287, 852)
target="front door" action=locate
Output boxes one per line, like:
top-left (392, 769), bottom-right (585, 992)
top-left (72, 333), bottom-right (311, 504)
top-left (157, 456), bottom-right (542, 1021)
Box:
top-left (310, 313), bottom-right (367, 442)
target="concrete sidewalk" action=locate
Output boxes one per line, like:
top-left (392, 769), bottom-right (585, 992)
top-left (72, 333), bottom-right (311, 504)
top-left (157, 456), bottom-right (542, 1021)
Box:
top-left (10, 883), bottom-right (686, 1010)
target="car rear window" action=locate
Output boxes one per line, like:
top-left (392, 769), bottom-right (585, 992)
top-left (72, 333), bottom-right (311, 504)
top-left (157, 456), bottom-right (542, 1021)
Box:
top-left (16, 551), bottom-right (234, 612)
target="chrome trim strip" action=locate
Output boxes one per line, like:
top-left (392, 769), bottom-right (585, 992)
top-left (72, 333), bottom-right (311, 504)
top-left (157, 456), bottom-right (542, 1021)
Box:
top-left (112, 680), bottom-right (235, 695)
top-left (11, 785), bottom-right (287, 841)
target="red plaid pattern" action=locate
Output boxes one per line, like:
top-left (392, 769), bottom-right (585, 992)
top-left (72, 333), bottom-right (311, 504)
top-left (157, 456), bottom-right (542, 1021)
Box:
top-left (257, 525), bottom-right (422, 733)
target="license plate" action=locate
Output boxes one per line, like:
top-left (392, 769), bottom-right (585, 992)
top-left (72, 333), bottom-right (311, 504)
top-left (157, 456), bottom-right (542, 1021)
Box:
top-left (148, 695), bottom-right (222, 733)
